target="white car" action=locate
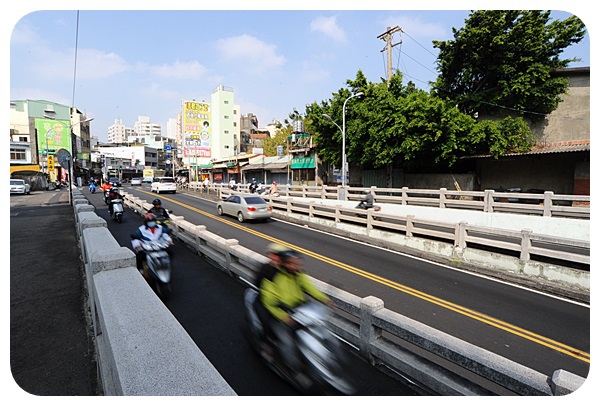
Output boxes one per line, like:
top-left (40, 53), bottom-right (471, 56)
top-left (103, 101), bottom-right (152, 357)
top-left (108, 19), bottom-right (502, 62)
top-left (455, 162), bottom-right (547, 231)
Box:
top-left (10, 179), bottom-right (31, 195)
top-left (130, 177), bottom-right (142, 186)
top-left (151, 177), bottom-right (177, 194)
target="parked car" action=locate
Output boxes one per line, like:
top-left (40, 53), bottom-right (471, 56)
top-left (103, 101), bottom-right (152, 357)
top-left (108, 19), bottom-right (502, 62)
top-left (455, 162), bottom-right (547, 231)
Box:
top-left (151, 177), bottom-right (177, 194)
top-left (108, 177), bottom-right (122, 187)
top-left (130, 177), bottom-right (142, 186)
top-left (216, 194), bottom-right (272, 222)
top-left (10, 179), bottom-right (31, 195)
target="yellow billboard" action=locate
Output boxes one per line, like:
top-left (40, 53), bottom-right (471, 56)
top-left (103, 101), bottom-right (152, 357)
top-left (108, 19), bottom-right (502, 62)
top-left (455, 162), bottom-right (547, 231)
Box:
top-left (182, 100), bottom-right (211, 158)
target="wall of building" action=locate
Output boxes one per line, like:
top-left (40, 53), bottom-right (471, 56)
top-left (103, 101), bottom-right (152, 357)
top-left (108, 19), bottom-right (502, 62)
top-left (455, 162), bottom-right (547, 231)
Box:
top-left (530, 69), bottom-right (590, 144)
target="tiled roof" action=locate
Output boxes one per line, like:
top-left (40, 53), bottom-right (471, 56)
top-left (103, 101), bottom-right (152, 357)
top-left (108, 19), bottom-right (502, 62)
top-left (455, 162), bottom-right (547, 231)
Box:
top-left (463, 140), bottom-right (589, 159)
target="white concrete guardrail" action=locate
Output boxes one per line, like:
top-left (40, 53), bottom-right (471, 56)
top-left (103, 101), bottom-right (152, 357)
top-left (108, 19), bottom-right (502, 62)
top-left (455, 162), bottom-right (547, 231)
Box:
top-left (71, 188), bottom-right (585, 395)
top-left (185, 183), bottom-right (590, 219)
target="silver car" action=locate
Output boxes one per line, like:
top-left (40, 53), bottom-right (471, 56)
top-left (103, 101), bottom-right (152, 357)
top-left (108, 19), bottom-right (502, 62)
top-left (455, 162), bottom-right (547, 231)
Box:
top-left (216, 194), bottom-right (272, 222)
top-left (10, 179), bottom-right (31, 195)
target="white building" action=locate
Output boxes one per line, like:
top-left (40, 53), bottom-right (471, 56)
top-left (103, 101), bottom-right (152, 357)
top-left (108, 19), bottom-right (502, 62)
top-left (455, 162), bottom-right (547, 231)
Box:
top-left (210, 85), bottom-right (239, 158)
top-left (107, 118), bottom-right (135, 144)
top-left (132, 115), bottom-right (162, 146)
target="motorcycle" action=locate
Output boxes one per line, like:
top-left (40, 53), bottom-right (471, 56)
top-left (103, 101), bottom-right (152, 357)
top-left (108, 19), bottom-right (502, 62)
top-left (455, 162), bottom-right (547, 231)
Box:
top-left (133, 238), bottom-right (172, 300)
top-left (109, 198), bottom-right (124, 223)
top-left (355, 202), bottom-right (381, 220)
top-left (103, 189), bottom-right (111, 204)
top-left (243, 288), bottom-right (355, 395)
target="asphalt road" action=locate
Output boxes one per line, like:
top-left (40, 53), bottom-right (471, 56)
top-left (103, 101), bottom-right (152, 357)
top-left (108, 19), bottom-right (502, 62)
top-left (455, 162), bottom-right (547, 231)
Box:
top-left (116, 185), bottom-right (590, 382)
top-left (86, 187), bottom-right (421, 396)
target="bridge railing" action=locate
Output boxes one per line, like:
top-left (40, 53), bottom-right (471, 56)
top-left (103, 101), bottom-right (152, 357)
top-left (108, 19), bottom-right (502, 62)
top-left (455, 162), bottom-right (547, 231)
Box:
top-left (116, 191), bottom-right (585, 395)
top-left (202, 184), bottom-right (589, 219)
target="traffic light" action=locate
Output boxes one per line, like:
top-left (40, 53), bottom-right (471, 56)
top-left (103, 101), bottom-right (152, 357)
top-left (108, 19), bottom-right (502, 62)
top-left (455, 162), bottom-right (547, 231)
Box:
top-left (47, 155), bottom-right (54, 171)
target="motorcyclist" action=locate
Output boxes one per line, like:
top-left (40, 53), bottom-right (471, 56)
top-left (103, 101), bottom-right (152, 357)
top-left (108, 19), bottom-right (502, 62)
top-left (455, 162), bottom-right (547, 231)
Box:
top-left (148, 198), bottom-right (170, 221)
top-left (357, 189), bottom-right (374, 209)
top-left (107, 187), bottom-right (123, 216)
top-left (249, 178), bottom-right (258, 193)
top-left (148, 198), bottom-right (171, 232)
top-left (269, 181), bottom-right (279, 197)
top-left (101, 179), bottom-right (113, 193)
top-left (131, 213), bottom-right (174, 278)
top-left (257, 243), bottom-right (331, 373)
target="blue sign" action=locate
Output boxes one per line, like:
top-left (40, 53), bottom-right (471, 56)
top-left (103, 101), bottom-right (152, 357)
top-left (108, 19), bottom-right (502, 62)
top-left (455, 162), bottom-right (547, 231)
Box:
top-left (165, 144), bottom-right (172, 151)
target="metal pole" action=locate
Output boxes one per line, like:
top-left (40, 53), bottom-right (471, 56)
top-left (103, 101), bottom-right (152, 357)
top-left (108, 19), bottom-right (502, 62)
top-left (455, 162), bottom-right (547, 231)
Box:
top-left (340, 92), bottom-right (363, 200)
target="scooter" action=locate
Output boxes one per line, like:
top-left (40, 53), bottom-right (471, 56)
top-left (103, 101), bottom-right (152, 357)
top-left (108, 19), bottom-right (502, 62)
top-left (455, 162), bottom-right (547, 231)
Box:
top-left (89, 183), bottom-right (96, 193)
top-left (355, 202), bottom-right (381, 220)
top-left (103, 189), bottom-right (111, 204)
top-left (109, 198), bottom-right (124, 223)
top-left (243, 288), bottom-right (355, 395)
top-left (135, 239), bottom-right (172, 300)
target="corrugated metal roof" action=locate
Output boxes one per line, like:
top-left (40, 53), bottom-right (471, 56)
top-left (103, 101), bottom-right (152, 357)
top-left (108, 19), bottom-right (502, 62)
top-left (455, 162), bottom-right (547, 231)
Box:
top-left (462, 140), bottom-right (590, 159)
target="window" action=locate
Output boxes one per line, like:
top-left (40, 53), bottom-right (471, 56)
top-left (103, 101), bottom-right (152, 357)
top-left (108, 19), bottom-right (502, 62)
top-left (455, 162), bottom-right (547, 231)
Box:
top-left (10, 148), bottom-right (26, 160)
top-left (224, 100), bottom-right (229, 104)
top-left (224, 115), bottom-right (229, 119)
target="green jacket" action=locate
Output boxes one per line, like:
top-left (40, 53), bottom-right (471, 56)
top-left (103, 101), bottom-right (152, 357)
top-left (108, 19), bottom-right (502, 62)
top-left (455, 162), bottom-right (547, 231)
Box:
top-left (259, 265), bottom-right (329, 322)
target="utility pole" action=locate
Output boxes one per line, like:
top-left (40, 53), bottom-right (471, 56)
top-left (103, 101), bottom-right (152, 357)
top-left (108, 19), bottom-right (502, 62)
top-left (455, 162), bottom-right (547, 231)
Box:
top-left (377, 26), bottom-right (402, 83)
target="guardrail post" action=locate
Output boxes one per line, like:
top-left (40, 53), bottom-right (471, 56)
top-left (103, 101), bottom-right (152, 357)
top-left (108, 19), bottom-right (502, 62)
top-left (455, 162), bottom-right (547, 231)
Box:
top-left (401, 187), bottom-right (408, 205)
top-left (520, 229), bottom-right (532, 261)
top-left (456, 221), bottom-right (467, 248)
top-left (406, 215), bottom-right (414, 237)
top-left (359, 296), bottom-right (384, 363)
top-left (440, 188), bottom-right (447, 208)
top-left (483, 190), bottom-right (494, 213)
top-left (543, 192), bottom-right (553, 217)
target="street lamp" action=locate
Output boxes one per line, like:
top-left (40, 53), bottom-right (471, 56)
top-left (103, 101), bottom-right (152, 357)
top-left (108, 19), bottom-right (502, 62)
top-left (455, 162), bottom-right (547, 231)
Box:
top-left (322, 91), bottom-right (363, 200)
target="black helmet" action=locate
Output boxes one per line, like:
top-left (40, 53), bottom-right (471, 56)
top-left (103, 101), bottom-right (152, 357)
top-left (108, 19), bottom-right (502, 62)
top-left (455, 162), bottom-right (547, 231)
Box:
top-left (110, 187), bottom-right (118, 193)
top-left (152, 198), bottom-right (162, 205)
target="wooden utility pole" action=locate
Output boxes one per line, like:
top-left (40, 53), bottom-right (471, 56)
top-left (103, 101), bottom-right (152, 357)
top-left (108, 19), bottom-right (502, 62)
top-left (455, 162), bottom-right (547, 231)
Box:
top-left (377, 26), bottom-right (402, 83)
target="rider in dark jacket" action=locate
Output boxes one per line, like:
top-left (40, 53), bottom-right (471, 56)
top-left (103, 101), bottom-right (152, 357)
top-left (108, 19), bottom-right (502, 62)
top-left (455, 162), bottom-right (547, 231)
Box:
top-left (357, 189), bottom-right (374, 209)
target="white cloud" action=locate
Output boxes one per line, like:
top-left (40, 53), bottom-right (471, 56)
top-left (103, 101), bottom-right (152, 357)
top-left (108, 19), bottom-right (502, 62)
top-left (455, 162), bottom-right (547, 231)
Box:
top-left (215, 34), bottom-right (286, 74)
top-left (310, 15), bottom-right (347, 43)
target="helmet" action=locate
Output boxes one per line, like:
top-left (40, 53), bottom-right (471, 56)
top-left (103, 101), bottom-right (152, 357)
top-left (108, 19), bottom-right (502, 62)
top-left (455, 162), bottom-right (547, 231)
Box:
top-left (365, 189), bottom-right (371, 194)
top-left (110, 187), bottom-right (118, 193)
top-left (152, 198), bottom-right (162, 205)
top-left (143, 213), bottom-right (157, 224)
top-left (267, 243), bottom-right (300, 261)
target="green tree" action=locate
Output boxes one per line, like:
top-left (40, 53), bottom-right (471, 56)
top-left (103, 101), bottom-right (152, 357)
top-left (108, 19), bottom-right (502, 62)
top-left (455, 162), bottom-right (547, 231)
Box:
top-left (432, 10), bottom-right (586, 121)
top-left (262, 124), bottom-right (293, 156)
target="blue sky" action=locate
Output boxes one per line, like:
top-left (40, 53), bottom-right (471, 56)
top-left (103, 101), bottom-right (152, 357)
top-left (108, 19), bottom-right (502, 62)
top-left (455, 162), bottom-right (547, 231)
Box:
top-left (6, 2), bottom-right (592, 143)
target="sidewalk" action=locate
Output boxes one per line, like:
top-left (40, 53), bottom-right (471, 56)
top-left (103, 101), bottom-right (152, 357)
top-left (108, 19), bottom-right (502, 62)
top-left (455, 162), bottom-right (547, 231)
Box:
top-left (9, 189), bottom-right (99, 396)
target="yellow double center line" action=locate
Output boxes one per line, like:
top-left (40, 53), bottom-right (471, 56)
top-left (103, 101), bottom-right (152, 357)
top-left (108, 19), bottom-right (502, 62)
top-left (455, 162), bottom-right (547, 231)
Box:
top-left (147, 192), bottom-right (592, 364)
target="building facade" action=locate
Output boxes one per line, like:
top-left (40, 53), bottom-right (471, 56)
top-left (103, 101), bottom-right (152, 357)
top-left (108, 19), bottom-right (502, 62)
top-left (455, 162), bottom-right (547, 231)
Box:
top-left (10, 99), bottom-right (92, 188)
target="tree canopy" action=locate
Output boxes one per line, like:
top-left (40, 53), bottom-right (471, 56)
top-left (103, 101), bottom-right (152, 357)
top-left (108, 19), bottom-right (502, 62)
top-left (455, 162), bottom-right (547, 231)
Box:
top-left (297, 11), bottom-right (586, 172)
top-left (432, 10), bottom-right (586, 121)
